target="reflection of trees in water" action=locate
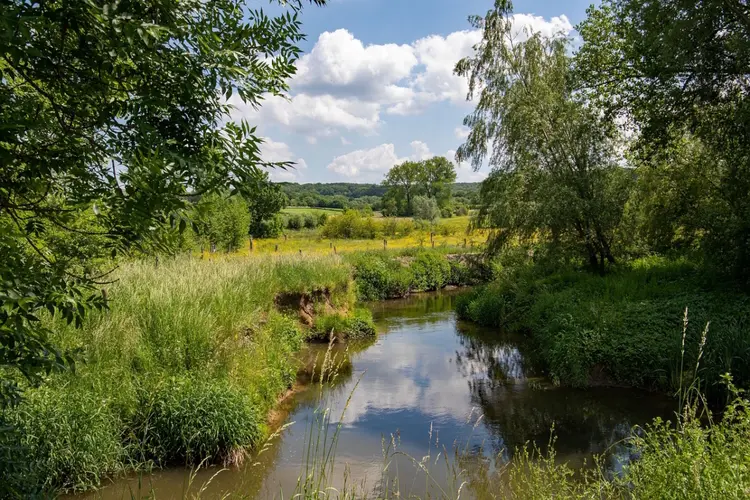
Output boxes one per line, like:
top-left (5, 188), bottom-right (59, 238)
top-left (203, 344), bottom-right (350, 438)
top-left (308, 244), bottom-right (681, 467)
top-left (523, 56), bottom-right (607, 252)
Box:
top-left (453, 322), bottom-right (673, 470)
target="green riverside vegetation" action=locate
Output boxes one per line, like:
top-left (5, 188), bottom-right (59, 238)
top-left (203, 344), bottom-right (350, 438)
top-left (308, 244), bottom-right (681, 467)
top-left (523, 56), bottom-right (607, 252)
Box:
top-left (0, 255), bottom-right (360, 495)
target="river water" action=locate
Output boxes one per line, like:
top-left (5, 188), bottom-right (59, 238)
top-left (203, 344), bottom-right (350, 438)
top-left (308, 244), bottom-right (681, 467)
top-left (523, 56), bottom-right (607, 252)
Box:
top-left (82, 290), bottom-right (674, 499)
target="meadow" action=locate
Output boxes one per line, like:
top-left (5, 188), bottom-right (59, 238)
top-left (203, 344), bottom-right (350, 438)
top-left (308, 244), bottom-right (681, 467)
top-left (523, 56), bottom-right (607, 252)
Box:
top-left (241, 215), bottom-right (486, 256)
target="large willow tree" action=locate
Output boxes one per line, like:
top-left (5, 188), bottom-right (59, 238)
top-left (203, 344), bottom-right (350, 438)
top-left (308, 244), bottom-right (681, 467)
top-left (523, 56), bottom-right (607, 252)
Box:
top-left (455, 0), bottom-right (631, 272)
top-left (0, 0), bottom-right (323, 407)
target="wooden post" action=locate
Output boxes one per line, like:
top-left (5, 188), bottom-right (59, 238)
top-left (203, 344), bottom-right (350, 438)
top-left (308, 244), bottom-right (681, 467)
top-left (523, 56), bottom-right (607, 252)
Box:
top-left (329, 242), bottom-right (333, 248)
top-left (299, 249), bottom-right (302, 255)
top-left (155, 256), bottom-right (159, 268)
top-left (463, 238), bottom-right (467, 248)
top-left (333, 246), bottom-right (337, 255)
top-left (284, 234), bottom-right (288, 241)
top-left (101, 289), bottom-right (108, 303)
top-left (432, 240), bottom-right (435, 248)
top-left (200, 245), bottom-right (204, 260)
top-left (275, 244), bottom-right (279, 252)
top-left (249, 236), bottom-right (254, 252)
top-left (383, 239), bottom-right (387, 250)
top-left (430, 232), bottom-right (434, 246)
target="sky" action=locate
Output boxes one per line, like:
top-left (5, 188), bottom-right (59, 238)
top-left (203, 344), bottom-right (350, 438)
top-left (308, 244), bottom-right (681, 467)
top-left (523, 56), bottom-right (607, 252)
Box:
top-left (233, 0), bottom-right (598, 184)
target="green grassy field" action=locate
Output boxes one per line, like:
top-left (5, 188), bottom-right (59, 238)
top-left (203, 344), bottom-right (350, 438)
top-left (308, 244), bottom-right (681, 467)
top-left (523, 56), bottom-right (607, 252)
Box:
top-left (281, 207), bottom-right (344, 216)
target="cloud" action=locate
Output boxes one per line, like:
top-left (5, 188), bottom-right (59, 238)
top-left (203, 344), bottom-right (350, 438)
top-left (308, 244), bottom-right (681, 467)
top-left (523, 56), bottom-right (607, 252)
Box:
top-left (445, 149), bottom-right (487, 183)
top-left (454, 126), bottom-right (470, 139)
top-left (234, 14), bottom-right (573, 138)
top-left (326, 141), bottom-right (438, 182)
top-left (260, 137), bottom-right (307, 182)
top-left (326, 141), bottom-right (486, 183)
top-left (326, 143), bottom-right (400, 181)
top-left (294, 29), bottom-right (417, 103)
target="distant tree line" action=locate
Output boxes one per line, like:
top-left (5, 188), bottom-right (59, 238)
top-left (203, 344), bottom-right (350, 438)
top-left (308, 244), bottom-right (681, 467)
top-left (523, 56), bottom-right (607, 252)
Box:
top-left (278, 180), bottom-right (480, 213)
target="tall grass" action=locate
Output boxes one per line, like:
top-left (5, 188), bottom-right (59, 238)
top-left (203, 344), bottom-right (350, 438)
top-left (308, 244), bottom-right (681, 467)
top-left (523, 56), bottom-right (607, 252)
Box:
top-left (1, 255), bottom-right (354, 495)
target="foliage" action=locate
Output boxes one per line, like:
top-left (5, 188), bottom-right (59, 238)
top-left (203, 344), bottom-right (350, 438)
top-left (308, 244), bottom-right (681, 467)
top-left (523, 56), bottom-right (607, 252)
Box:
top-left (456, 1), bottom-right (630, 273)
top-left (1, 255), bottom-right (351, 494)
top-left (383, 159), bottom-right (457, 216)
top-left (457, 256), bottom-right (750, 392)
top-left (412, 196), bottom-right (441, 226)
top-left (410, 251), bottom-right (452, 292)
top-left (195, 193), bottom-right (250, 252)
top-left (131, 376), bottom-right (261, 466)
top-left (247, 172), bottom-right (287, 238)
top-left (348, 253), bottom-right (415, 301)
top-left (576, 0), bottom-right (750, 280)
top-left (321, 210), bottom-right (379, 239)
top-left (0, 0), bottom-right (325, 407)
top-left (310, 308), bottom-right (376, 342)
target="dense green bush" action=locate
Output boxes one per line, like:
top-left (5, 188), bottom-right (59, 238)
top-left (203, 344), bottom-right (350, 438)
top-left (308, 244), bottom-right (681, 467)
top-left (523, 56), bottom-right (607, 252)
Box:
top-left (410, 251), bottom-right (452, 291)
top-left (348, 252), bottom-right (414, 301)
top-left (321, 210), bottom-right (379, 239)
top-left (286, 213), bottom-right (303, 230)
top-left (456, 257), bottom-right (750, 392)
top-left (131, 376), bottom-right (261, 466)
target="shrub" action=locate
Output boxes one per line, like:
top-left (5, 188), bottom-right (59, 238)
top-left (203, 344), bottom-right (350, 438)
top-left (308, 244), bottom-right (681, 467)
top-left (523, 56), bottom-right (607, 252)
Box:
top-left (348, 253), bottom-right (413, 300)
top-left (4, 383), bottom-right (124, 493)
top-left (456, 257), bottom-right (750, 392)
top-left (409, 250), bottom-right (452, 291)
top-left (286, 214), bottom-right (303, 230)
top-left (303, 213), bottom-right (317, 229)
top-left (321, 210), bottom-right (379, 239)
top-left (131, 376), bottom-right (261, 466)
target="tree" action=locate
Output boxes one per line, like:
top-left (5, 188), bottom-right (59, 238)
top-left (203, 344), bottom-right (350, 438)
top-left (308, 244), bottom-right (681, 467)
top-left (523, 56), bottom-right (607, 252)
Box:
top-left (246, 172), bottom-right (286, 238)
top-left (412, 196), bottom-right (441, 226)
top-left (382, 158), bottom-right (457, 216)
top-left (420, 157), bottom-right (457, 208)
top-left (196, 193), bottom-right (250, 252)
top-left (0, 0), bottom-right (324, 406)
top-left (383, 161), bottom-right (422, 215)
top-left (576, 0), bottom-right (750, 278)
top-left (455, 0), bottom-right (630, 272)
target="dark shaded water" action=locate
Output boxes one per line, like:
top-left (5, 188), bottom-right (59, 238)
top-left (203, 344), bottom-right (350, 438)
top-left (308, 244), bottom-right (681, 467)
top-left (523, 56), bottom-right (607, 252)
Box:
top-left (81, 290), bottom-right (674, 499)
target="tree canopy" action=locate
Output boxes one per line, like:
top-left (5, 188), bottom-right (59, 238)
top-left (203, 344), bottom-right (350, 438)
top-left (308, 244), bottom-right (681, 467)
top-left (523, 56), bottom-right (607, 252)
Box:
top-left (382, 158), bottom-right (456, 216)
top-left (456, 0), bottom-right (629, 272)
top-left (0, 0), bottom-right (323, 406)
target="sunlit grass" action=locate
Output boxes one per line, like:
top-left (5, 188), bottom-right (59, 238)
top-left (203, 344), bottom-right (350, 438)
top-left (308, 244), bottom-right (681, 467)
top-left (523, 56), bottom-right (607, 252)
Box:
top-left (223, 216), bottom-right (488, 257)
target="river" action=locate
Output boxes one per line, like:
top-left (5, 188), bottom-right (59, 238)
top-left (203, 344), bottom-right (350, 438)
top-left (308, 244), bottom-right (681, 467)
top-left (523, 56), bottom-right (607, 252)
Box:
top-left (79, 290), bottom-right (674, 499)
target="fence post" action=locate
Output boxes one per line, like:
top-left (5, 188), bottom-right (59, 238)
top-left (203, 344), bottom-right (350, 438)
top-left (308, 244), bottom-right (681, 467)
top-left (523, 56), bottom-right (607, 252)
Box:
top-left (383, 239), bottom-right (387, 250)
top-left (333, 246), bottom-right (337, 255)
top-left (275, 244), bottom-right (279, 252)
top-left (249, 236), bottom-right (254, 252)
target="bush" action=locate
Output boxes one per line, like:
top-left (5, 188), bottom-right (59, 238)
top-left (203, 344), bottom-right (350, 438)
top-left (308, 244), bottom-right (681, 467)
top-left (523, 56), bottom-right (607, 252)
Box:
top-left (131, 376), bottom-right (261, 466)
top-left (348, 252), bottom-right (413, 300)
top-left (4, 384), bottom-right (124, 493)
top-left (321, 210), bottom-right (379, 239)
top-left (409, 251), bottom-right (452, 291)
top-left (303, 213), bottom-right (317, 229)
top-left (286, 214), bottom-right (303, 230)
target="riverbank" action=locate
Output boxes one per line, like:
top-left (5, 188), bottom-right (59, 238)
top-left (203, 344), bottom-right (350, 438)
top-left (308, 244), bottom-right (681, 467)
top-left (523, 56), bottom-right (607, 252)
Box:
top-left (455, 256), bottom-right (750, 394)
top-left (1, 249), bottom-right (478, 496)
top-left (0, 255), bottom-right (365, 495)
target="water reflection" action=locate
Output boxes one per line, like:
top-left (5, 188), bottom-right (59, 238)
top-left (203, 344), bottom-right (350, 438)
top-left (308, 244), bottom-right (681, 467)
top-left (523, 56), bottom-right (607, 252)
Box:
top-left (81, 290), bottom-right (674, 499)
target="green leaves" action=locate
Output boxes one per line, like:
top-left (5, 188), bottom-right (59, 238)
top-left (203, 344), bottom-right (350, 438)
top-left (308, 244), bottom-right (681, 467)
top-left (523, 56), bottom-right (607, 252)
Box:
top-left (0, 0), bottom-right (325, 406)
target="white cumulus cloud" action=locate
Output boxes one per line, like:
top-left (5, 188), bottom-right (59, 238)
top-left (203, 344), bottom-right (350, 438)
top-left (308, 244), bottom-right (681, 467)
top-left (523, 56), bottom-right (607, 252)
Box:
top-left (260, 137), bottom-right (307, 182)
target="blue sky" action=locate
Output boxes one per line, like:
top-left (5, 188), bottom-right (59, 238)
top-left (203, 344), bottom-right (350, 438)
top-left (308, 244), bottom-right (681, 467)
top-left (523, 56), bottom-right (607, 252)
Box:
top-left (235, 0), bottom-right (598, 184)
